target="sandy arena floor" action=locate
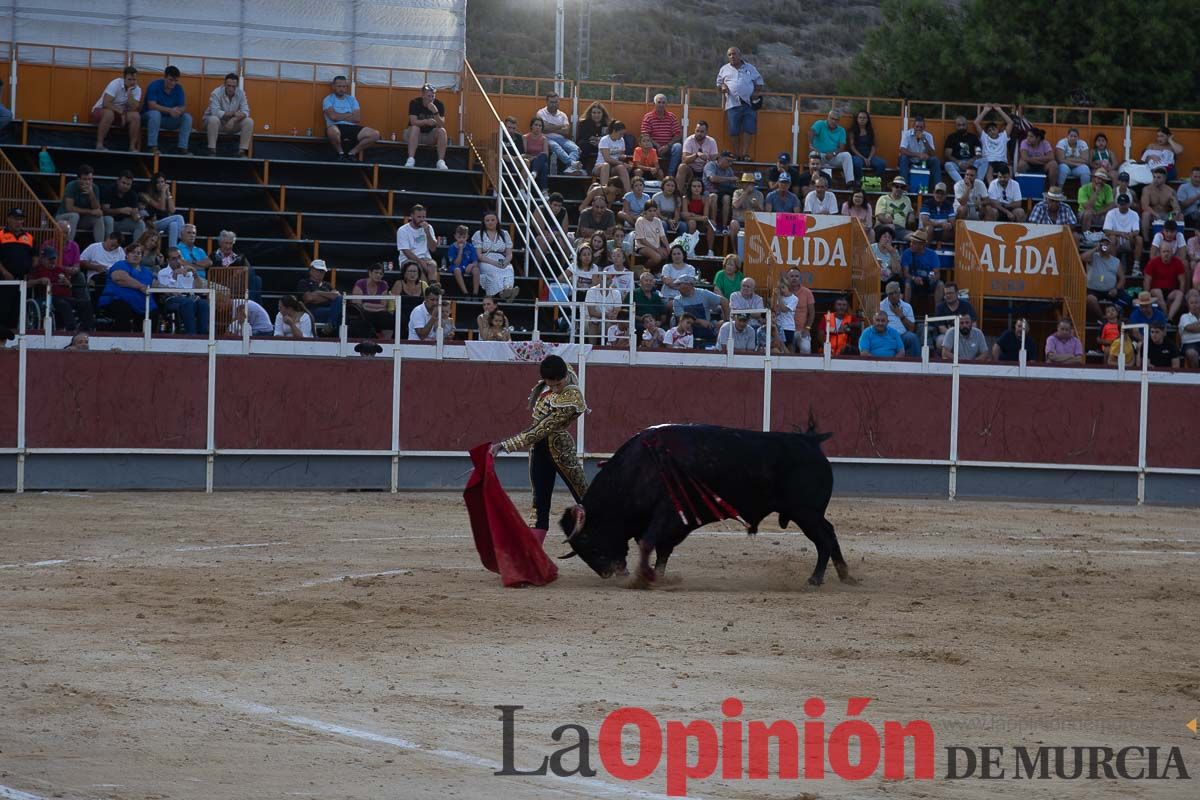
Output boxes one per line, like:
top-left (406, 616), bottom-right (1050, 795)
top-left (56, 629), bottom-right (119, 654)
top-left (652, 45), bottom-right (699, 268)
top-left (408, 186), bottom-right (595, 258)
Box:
top-left (1, 491), bottom-right (1198, 799)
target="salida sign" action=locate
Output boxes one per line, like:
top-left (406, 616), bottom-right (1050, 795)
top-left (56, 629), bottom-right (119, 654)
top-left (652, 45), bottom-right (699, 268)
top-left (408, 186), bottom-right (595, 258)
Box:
top-left (959, 221), bottom-right (1072, 297)
top-left (744, 212), bottom-right (853, 291)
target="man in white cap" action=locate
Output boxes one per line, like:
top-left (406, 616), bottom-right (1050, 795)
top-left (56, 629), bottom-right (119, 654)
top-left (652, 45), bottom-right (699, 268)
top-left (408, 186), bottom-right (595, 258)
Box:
top-left (874, 176), bottom-right (914, 241)
top-left (881, 280), bottom-right (920, 357)
top-left (1028, 186), bottom-right (1077, 225)
top-left (297, 259), bottom-right (341, 334)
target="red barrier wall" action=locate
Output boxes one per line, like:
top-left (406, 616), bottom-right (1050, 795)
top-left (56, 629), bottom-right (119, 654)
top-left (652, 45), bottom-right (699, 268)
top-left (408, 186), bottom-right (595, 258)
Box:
top-left (399, 360), bottom-right (539, 452)
top-left (957, 377), bottom-right (1139, 467)
top-left (1146, 385), bottom-right (1200, 470)
top-left (25, 351), bottom-right (208, 449)
top-left (0, 352), bottom-right (18, 448)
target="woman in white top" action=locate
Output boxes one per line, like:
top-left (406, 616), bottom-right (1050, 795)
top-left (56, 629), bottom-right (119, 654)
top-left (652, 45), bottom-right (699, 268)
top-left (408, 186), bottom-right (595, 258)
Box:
top-left (775, 280), bottom-right (798, 350)
top-left (871, 227), bottom-right (901, 286)
top-left (593, 120), bottom-right (632, 194)
top-left (975, 104), bottom-right (1013, 182)
top-left (659, 244), bottom-right (696, 301)
top-left (274, 294), bottom-right (315, 338)
top-left (472, 212), bottom-right (517, 300)
top-left (603, 246), bottom-right (635, 293)
top-left (572, 242), bottom-right (600, 290)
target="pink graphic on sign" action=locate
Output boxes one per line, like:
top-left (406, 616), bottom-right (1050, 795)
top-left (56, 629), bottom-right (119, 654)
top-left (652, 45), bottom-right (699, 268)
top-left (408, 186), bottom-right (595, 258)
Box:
top-left (775, 213), bottom-right (807, 237)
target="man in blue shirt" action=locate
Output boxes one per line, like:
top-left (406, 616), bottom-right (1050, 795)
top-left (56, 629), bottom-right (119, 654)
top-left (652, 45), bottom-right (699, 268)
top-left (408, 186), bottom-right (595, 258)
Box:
top-left (919, 182), bottom-right (957, 246)
top-left (1129, 291), bottom-right (1167, 344)
top-left (859, 310), bottom-right (904, 358)
top-left (322, 75), bottom-right (381, 162)
top-left (809, 109), bottom-right (854, 186)
top-left (765, 174), bottom-right (800, 212)
top-left (900, 229), bottom-right (943, 310)
top-left (143, 66), bottom-right (192, 154)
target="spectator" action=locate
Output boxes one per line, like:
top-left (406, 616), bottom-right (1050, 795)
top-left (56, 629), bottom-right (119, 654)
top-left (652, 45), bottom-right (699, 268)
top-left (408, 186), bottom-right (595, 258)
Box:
top-left (56, 164), bottom-right (111, 244)
top-left (676, 120), bottom-right (719, 192)
top-left (1114, 171), bottom-right (1140, 211)
top-left (572, 242), bottom-right (600, 290)
top-left (875, 176), bottom-right (914, 240)
top-left (1141, 127), bottom-right (1182, 180)
top-left (767, 152), bottom-right (802, 194)
top-left (636, 313), bottom-right (664, 348)
top-left (716, 46), bottom-right (763, 160)
top-left (681, 178), bottom-right (714, 253)
top-left (1028, 186), bottom-right (1078, 226)
top-left (577, 192), bottom-right (617, 243)
top-left (729, 276), bottom-right (764, 324)
top-left (1139, 167), bottom-right (1181, 241)
top-left (983, 166), bottom-right (1026, 222)
top-left (966, 160), bottom-right (1008, 221)
top-left (631, 132), bottom-right (662, 180)
top-left (584, 275), bottom-right (622, 340)
top-left (79, 230), bottom-right (125, 286)
top-left (758, 317), bottom-right (788, 354)
top-left (943, 115), bottom-right (986, 184)
top-left (659, 244), bottom-right (696, 302)
top-left (640, 94), bottom-right (683, 178)
top-left (713, 254), bottom-right (744, 300)
top-left (858, 309), bottom-right (904, 358)
top-left (1179, 291), bottom-right (1200, 369)
top-left (703, 151), bottom-right (737, 231)
top-left (898, 115), bottom-right (941, 187)
top-left (503, 116), bottom-right (547, 191)
top-left (140, 171), bottom-right (185, 249)
top-left (396, 204), bottom-right (438, 283)
top-left (901, 229), bottom-right (942, 308)
top-left (1100, 304), bottom-right (1135, 367)
top-left (652, 176), bottom-right (684, 237)
top-left (634, 201), bottom-right (670, 272)
top-left (1017, 128), bottom-right (1055, 188)
top-left (297, 259), bottom-right (342, 333)
top-left (350, 262), bottom-right (393, 339)
top-left (803, 176), bottom-right (838, 214)
top-left (1091, 133), bottom-right (1118, 179)
top-left (1177, 166), bottom-right (1200, 228)
top-left (64, 332), bottom-right (89, 351)
top-left (594, 119), bottom-right (632, 193)
top-left (322, 75), bottom-right (380, 162)
top-left (941, 314), bottom-right (990, 361)
top-left (620, 175), bottom-right (653, 228)
top-left (1044, 318), bottom-right (1084, 365)
top-left (796, 152), bottom-right (826, 196)
top-left (176, 224), bottom-right (212, 276)
top-left (475, 296), bottom-right (498, 338)
top-left (580, 176), bottom-right (625, 221)
top-left (809, 109), bottom-right (855, 186)
top-left (391, 262), bottom-right (428, 339)
top-left (634, 271), bottom-right (667, 330)
top-left (1055, 128), bottom-right (1090, 188)
top-left (92, 66), bottom-right (142, 151)
top-left (663, 312), bottom-right (695, 349)
top-left (480, 307), bottom-right (512, 342)
top-left (932, 281), bottom-right (977, 344)
top-left (730, 173), bottom-right (763, 240)
top-left (919, 182), bottom-right (956, 245)
top-left (817, 295), bottom-right (856, 355)
top-left (157, 246), bottom-right (208, 335)
top-left (203, 72), bottom-right (253, 157)
top-left (975, 104), bottom-right (1014, 182)
top-left (604, 247), bottom-right (634, 293)
top-left (0, 209), bottom-right (33, 328)
top-left (354, 339), bottom-right (384, 356)
top-left (785, 268), bottom-right (816, 353)
top-left (717, 313), bottom-right (757, 350)
top-left (1143, 246), bottom-right (1187, 321)
top-left (1189, 230), bottom-right (1200, 286)
top-left (1077, 169), bottom-right (1115, 229)
top-left (96, 242), bottom-right (158, 331)
top-left (1102, 193), bottom-right (1143, 273)
top-left (407, 284), bottom-right (444, 341)
top-left (227, 297), bottom-right (273, 337)
top-left (1145, 321), bottom-right (1181, 368)
top-left (848, 110), bottom-right (886, 178)
top-left (102, 169), bottom-right (146, 243)
top-left (404, 83), bottom-right (448, 170)
top-left (881, 280), bottom-right (920, 357)
top-left (1129, 293), bottom-right (1167, 350)
top-left (606, 319), bottom-right (630, 347)
top-left (765, 173), bottom-right (800, 213)
top-left (842, 189), bottom-right (873, 239)
top-left (672, 274), bottom-right (726, 347)
top-left (576, 102), bottom-right (610, 172)
top-left (274, 294), bottom-right (315, 339)
top-left (473, 212), bottom-right (517, 301)
top-left (142, 65), bottom-right (192, 155)
top-left (536, 92), bottom-right (584, 175)
top-left (1150, 218), bottom-right (1186, 261)
top-left (211, 229), bottom-right (260, 302)
top-left (137, 229), bottom-right (165, 272)
top-left (29, 245), bottom-right (94, 332)
top-left (588, 231), bottom-right (612, 269)
top-left (56, 220), bottom-right (81, 272)
top-left (1084, 235), bottom-right (1126, 319)
top-left (871, 226), bottom-right (901, 286)
top-left (774, 278), bottom-right (797, 350)
top-left (992, 318), bottom-right (1036, 362)
top-left (446, 224), bottom-right (479, 295)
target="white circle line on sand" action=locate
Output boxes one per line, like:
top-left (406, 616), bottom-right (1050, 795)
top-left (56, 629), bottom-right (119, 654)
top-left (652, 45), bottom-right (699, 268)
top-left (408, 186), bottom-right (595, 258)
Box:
top-left (0, 559), bottom-right (69, 570)
top-left (174, 541), bottom-right (291, 552)
top-left (257, 568), bottom-right (416, 595)
top-left (0, 784), bottom-right (46, 800)
top-left (213, 696), bottom-right (699, 800)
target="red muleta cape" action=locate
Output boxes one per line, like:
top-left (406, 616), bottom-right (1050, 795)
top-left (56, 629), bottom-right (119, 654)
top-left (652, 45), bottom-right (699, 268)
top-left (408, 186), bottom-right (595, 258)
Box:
top-left (463, 442), bottom-right (558, 587)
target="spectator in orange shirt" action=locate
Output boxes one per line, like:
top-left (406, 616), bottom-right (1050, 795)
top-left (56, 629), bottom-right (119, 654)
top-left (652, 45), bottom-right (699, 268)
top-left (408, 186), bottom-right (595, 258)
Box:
top-left (631, 133), bottom-right (662, 180)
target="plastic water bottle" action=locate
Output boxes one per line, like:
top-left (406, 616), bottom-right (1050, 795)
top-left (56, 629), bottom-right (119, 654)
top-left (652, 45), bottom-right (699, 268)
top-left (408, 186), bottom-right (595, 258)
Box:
top-left (71, 114), bottom-right (78, 123)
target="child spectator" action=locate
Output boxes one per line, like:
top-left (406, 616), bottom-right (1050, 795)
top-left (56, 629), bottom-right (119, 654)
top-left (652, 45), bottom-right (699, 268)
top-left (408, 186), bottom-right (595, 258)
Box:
top-left (632, 133), bottom-right (662, 180)
top-left (640, 313), bottom-right (665, 349)
top-left (1100, 305), bottom-right (1135, 366)
top-left (446, 224), bottom-right (479, 295)
top-left (663, 312), bottom-right (695, 349)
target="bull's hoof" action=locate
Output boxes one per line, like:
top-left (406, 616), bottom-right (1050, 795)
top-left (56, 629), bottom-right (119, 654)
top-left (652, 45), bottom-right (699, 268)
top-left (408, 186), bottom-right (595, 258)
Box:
top-left (625, 569), bottom-right (656, 590)
top-left (807, 574), bottom-right (825, 587)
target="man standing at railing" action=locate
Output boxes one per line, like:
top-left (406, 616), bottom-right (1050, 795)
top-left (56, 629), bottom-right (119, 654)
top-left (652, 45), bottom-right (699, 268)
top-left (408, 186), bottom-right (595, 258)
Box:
top-left (0, 208), bottom-right (35, 329)
top-left (716, 47), bottom-right (763, 162)
top-left (535, 92), bottom-right (583, 175)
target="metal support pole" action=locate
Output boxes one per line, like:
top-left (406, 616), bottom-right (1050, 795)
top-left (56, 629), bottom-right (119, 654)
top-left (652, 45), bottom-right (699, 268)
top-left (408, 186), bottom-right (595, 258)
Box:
top-left (948, 320), bottom-right (962, 501)
top-left (143, 291), bottom-right (152, 347)
top-left (16, 283), bottom-right (27, 493)
top-left (1123, 322), bottom-right (1150, 504)
top-left (761, 309), bottom-right (773, 432)
top-left (576, 340), bottom-right (587, 456)
top-left (391, 342), bottom-right (402, 493)
top-left (554, 0), bottom-right (565, 98)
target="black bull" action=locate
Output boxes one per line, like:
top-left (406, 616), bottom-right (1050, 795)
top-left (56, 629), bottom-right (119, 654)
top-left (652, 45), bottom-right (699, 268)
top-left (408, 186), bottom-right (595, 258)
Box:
top-left (558, 423), bottom-right (853, 587)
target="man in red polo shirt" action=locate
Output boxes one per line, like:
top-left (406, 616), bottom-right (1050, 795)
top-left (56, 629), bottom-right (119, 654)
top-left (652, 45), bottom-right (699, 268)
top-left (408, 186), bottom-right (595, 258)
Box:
top-left (1142, 244), bottom-right (1187, 320)
top-left (640, 93), bottom-right (683, 180)
top-left (0, 207), bottom-right (35, 329)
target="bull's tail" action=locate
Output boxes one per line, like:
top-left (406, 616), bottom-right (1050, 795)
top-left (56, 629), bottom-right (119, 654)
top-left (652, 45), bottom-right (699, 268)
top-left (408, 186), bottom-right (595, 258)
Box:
top-left (801, 409), bottom-right (833, 444)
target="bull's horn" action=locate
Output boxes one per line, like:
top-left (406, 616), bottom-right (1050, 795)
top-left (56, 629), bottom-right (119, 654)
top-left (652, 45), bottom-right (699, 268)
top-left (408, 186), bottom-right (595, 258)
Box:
top-left (558, 550), bottom-right (577, 559)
